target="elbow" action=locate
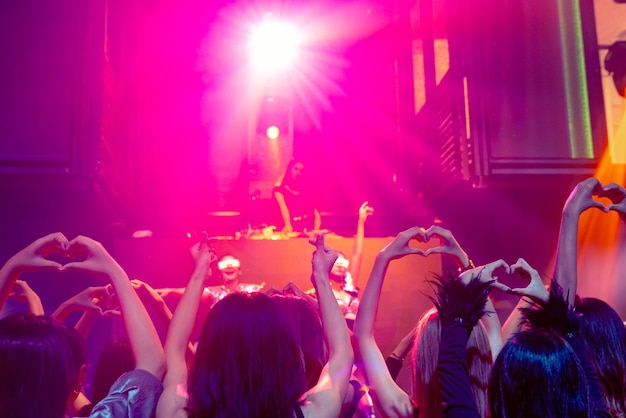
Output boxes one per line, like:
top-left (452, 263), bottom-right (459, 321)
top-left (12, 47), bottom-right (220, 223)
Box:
top-left (138, 350), bottom-right (167, 380)
top-left (152, 358), bottom-right (167, 381)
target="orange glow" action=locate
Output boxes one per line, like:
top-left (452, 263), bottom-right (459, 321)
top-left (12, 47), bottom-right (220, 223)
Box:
top-left (610, 97), bottom-right (626, 164)
top-left (575, 103), bottom-right (626, 314)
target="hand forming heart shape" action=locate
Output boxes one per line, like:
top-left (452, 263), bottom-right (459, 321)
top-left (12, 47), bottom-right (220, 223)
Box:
top-left (595, 182), bottom-right (626, 214)
top-left (458, 258), bottom-right (550, 304)
top-left (567, 178), bottom-right (626, 215)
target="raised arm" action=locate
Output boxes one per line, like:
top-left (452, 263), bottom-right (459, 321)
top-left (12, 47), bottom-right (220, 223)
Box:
top-left (131, 279), bottom-right (175, 331)
top-left (313, 208), bottom-right (322, 231)
top-left (300, 235), bottom-right (354, 418)
top-left (420, 225), bottom-right (507, 358)
top-left (8, 280), bottom-right (44, 315)
top-left (157, 241), bottom-right (215, 418)
top-left (385, 328), bottom-right (415, 381)
top-left (422, 225), bottom-right (472, 270)
top-left (274, 189), bottom-right (294, 234)
top-left (61, 236), bottom-right (166, 380)
top-left (499, 257), bottom-right (551, 344)
top-left (604, 182), bottom-right (626, 220)
top-left (349, 201), bottom-right (374, 287)
top-left (0, 232), bottom-right (68, 311)
top-left (353, 227), bottom-right (426, 418)
top-left (553, 177), bottom-right (605, 307)
top-left (435, 261), bottom-right (509, 418)
top-left (51, 285), bottom-right (111, 339)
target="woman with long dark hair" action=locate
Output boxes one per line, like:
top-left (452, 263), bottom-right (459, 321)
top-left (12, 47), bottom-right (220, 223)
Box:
top-left (157, 235), bottom-right (353, 418)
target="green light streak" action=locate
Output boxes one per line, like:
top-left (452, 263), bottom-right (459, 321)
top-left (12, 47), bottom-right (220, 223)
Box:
top-left (557, 0), bottom-right (594, 158)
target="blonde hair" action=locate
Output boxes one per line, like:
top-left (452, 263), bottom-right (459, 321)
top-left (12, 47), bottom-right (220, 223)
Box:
top-left (410, 307), bottom-right (492, 417)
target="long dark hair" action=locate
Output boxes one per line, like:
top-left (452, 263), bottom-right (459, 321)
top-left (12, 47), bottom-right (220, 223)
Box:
top-left (488, 329), bottom-right (588, 417)
top-left (576, 297), bottom-right (626, 417)
top-left (0, 313), bottom-right (86, 418)
top-left (92, 338), bottom-right (135, 405)
top-left (188, 292), bottom-right (306, 418)
top-left (278, 159), bottom-right (306, 192)
top-left (271, 294), bottom-right (327, 389)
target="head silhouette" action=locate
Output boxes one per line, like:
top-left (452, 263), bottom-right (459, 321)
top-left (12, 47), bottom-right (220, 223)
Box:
top-left (0, 313), bottom-right (86, 418)
top-left (189, 292), bottom-right (306, 418)
top-left (410, 307), bottom-right (491, 417)
top-left (488, 329), bottom-right (588, 417)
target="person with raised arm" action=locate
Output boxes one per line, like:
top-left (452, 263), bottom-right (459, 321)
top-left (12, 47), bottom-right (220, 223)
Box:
top-left (307, 201), bottom-right (374, 328)
top-left (550, 178), bottom-right (626, 416)
top-left (156, 239), bottom-right (217, 418)
top-left (552, 177), bottom-right (606, 307)
top-left (354, 227), bottom-right (506, 418)
top-left (61, 235), bottom-right (166, 417)
top-left (487, 258), bottom-right (609, 417)
top-left (353, 227), bottom-right (424, 418)
top-left (158, 234), bottom-right (353, 417)
top-left (0, 232), bottom-right (69, 311)
top-left (0, 233), bottom-right (165, 418)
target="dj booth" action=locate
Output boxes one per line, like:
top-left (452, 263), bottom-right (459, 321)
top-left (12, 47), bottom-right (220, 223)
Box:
top-left (113, 234), bottom-right (444, 391)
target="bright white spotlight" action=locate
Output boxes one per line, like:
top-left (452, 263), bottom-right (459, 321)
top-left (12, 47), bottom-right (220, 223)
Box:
top-left (248, 17), bottom-right (301, 73)
top-left (266, 125), bottom-right (280, 139)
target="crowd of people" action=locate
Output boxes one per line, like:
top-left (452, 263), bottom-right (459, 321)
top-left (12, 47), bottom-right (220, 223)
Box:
top-left (1, 177), bottom-right (626, 418)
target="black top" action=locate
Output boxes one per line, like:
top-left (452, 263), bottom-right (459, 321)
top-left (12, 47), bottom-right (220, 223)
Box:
top-left (273, 184), bottom-right (316, 231)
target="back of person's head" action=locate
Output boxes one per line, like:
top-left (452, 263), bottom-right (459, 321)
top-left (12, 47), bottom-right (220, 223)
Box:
top-left (488, 329), bottom-right (588, 418)
top-left (575, 296), bottom-right (626, 416)
top-left (92, 338), bottom-right (135, 405)
top-left (271, 294), bottom-right (327, 389)
top-left (0, 313), bottom-right (86, 418)
top-left (410, 308), bottom-right (491, 418)
top-left (189, 292), bottom-right (306, 418)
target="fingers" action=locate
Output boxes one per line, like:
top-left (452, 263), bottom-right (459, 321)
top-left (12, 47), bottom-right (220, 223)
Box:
top-left (508, 257), bottom-right (537, 278)
top-left (459, 259), bottom-right (508, 285)
top-left (424, 225), bottom-right (450, 240)
top-left (408, 248), bottom-right (426, 256)
top-left (309, 232), bottom-right (325, 249)
top-left (86, 301), bottom-right (104, 315)
top-left (482, 259), bottom-right (509, 278)
top-left (602, 182), bottom-right (626, 201)
top-left (607, 203), bottom-right (626, 213)
top-left (59, 261), bottom-right (84, 272)
top-left (423, 247), bottom-right (443, 256)
top-left (582, 176), bottom-right (602, 191)
top-left (37, 232), bottom-right (70, 255)
top-left (103, 309), bottom-right (122, 317)
top-left (37, 259), bottom-right (64, 270)
top-left (398, 226), bottom-right (426, 241)
top-left (592, 201), bottom-right (609, 212)
top-left (490, 281), bottom-right (512, 294)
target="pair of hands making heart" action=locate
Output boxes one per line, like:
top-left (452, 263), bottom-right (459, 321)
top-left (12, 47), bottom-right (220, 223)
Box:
top-left (566, 177), bottom-right (626, 216)
top-left (5, 232), bottom-right (127, 314)
top-left (8, 232), bottom-right (122, 277)
top-left (458, 258), bottom-right (549, 304)
top-left (380, 226), bottom-right (468, 261)
top-left (380, 226), bottom-right (549, 304)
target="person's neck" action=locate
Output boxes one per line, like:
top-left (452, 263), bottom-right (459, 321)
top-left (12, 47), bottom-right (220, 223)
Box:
top-left (224, 280), bottom-right (239, 291)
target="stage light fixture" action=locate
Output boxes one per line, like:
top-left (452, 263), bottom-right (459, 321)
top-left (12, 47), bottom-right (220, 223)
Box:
top-left (248, 16), bottom-right (301, 73)
top-left (256, 96), bottom-right (289, 138)
top-left (266, 125), bottom-right (280, 139)
top-left (604, 41), bottom-right (626, 98)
